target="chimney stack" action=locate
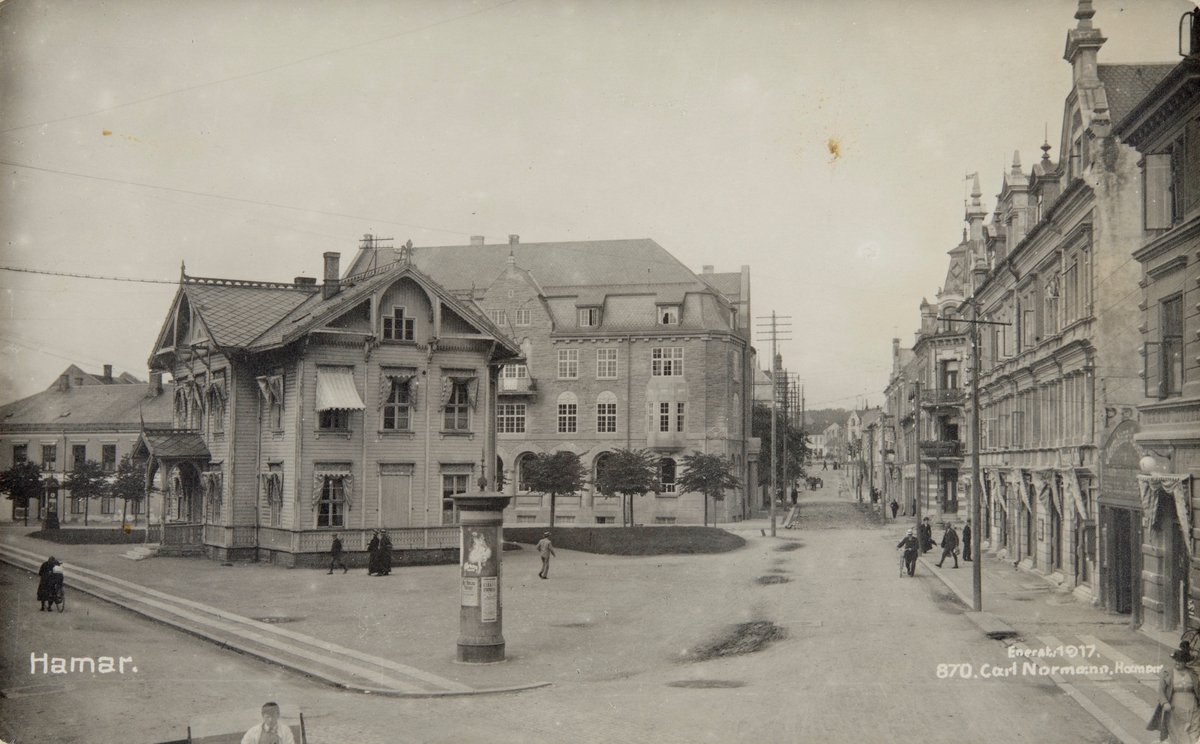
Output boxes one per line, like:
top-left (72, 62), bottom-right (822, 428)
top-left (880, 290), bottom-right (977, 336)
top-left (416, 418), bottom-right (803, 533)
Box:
top-left (322, 252), bottom-right (341, 300)
top-left (508, 235), bottom-right (519, 246)
top-left (58, 374), bottom-right (70, 392)
top-left (295, 276), bottom-right (317, 288)
top-left (470, 236), bottom-right (485, 246)
top-left (149, 371), bottom-right (163, 397)
top-left (702, 265), bottom-right (714, 274)
top-left (103, 364), bottom-right (113, 382)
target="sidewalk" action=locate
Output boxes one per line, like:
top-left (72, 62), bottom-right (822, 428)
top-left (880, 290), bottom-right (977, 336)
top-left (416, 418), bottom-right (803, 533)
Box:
top-left (918, 544), bottom-right (1172, 744)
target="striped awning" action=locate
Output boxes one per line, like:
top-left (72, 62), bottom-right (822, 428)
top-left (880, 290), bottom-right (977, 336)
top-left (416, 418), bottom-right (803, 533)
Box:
top-left (316, 368), bottom-right (365, 411)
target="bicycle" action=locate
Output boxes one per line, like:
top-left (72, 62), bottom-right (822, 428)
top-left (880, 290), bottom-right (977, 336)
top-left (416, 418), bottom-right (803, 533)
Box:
top-left (50, 565), bottom-right (65, 612)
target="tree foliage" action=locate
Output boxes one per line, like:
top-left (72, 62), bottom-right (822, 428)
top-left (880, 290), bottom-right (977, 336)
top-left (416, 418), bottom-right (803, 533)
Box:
top-left (523, 450), bottom-right (588, 527)
top-left (64, 460), bottom-right (111, 527)
top-left (110, 455), bottom-right (148, 524)
top-left (677, 452), bottom-right (740, 527)
top-left (594, 449), bottom-right (660, 526)
top-left (1, 461), bottom-right (44, 525)
top-left (752, 403), bottom-right (810, 489)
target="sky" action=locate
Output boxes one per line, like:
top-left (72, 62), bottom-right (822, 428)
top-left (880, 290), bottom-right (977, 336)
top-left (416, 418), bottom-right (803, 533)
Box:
top-left (0, 0), bottom-right (1193, 409)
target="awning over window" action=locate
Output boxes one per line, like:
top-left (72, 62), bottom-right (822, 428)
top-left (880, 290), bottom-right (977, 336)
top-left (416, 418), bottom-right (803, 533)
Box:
top-left (316, 368), bottom-right (365, 412)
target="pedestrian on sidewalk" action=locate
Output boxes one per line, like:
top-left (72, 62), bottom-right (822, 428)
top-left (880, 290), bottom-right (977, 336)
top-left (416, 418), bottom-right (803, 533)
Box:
top-left (1151, 641), bottom-right (1200, 744)
top-left (896, 529), bottom-right (919, 577)
top-left (936, 524), bottom-right (960, 568)
top-left (36, 556), bottom-right (63, 611)
top-left (379, 530), bottom-right (393, 575)
top-left (963, 519), bottom-right (972, 562)
top-left (536, 531), bottom-right (556, 579)
top-left (367, 530), bottom-right (381, 575)
top-left (240, 701), bottom-right (294, 744)
top-left (327, 533), bottom-right (348, 574)
top-left (919, 517), bottom-right (935, 553)
top-left (889, 499), bottom-right (899, 519)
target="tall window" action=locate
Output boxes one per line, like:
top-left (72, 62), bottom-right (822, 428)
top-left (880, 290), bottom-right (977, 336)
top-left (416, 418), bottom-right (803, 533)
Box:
top-left (659, 402), bottom-right (671, 432)
top-left (444, 381), bottom-right (471, 430)
top-left (102, 444), bottom-right (117, 472)
top-left (488, 309), bottom-right (507, 326)
top-left (652, 347), bottom-right (684, 376)
top-left (659, 458), bottom-right (677, 493)
top-left (442, 473), bottom-right (469, 524)
top-left (596, 348), bottom-right (618, 379)
top-left (72, 444), bottom-right (86, 470)
top-left (1163, 294), bottom-right (1184, 396)
top-left (320, 409), bottom-right (349, 431)
top-left (12, 444), bottom-right (26, 465)
top-left (558, 348), bottom-right (579, 379)
top-left (579, 307), bottom-right (600, 327)
top-left (209, 370), bottom-right (226, 434)
top-left (257, 374), bottom-right (284, 431)
top-left (383, 379), bottom-right (412, 430)
top-left (317, 476), bottom-right (345, 527)
top-left (597, 392), bottom-right (617, 433)
top-left (383, 307), bottom-right (415, 341)
top-left (1064, 257), bottom-right (1080, 324)
top-left (658, 306), bottom-right (679, 325)
top-left (558, 392), bottom-right (578, 433)
top-left (676, 402), bottom-right (686, 433)
top-left (515, 308), bottom-right (532, 326)
top-left (498, 403), bottom-right (526, 433)
top-left (41, 444), bottom-right (56, 471)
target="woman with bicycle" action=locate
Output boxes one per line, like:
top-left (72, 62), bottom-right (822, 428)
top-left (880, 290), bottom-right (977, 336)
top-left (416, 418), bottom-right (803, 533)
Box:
top-left (37, 556), bottom-right (63, 611)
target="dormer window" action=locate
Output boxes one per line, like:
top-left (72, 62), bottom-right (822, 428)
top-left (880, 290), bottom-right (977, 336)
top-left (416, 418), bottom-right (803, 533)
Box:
top-left (658, 306), bottom-right (679, 325)
top-left (383, 307), bottom-right (414, 341)
top-left (579, 307), bottom-right (600, 328)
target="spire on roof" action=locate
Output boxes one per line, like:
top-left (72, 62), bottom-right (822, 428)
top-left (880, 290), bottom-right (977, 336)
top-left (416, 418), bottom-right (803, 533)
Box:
top-left (1064, 0), bottom-right (1105, 86)
top-left (1011, 151), bottom-right (1022, 175)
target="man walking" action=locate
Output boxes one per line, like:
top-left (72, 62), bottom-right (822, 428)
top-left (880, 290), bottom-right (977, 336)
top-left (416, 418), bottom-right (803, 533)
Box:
top-left (962, 518), bottom-right (972, 562)
top-left (896, 528), bottom-right (919, 577)
top-left (936, 523), bottom-right (960, 568)
top-left (536, 531), bottom-right (556, 579)
top-left (328, 533), bottom-right (348, 574)
top-left (919, 517), bottom-right (935, 553)
top-left (889, 499), bottom-right (899, 519)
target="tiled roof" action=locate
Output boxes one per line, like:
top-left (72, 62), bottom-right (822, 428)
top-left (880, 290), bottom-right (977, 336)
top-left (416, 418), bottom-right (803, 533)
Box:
top-left (1098, 64), bottom-right (1176, 123)
top-left (0, 383), bottom-right (172, 429)
top-left (184, 282), bottom-right (315, 348)
top-left (138, 430), bottom-right (211, 460)
top-left (362, 240), bottom-right (708, 293)
top-left (701, 272), bottom-right (742, 301)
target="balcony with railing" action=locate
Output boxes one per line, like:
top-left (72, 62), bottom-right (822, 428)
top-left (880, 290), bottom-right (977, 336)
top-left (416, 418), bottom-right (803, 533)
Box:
top-left (498, 373), bottom-right (538, 399)
top-left (919, 388), bottom-right (965, 408)
top-left (918, 440), bottom-right (963, 458)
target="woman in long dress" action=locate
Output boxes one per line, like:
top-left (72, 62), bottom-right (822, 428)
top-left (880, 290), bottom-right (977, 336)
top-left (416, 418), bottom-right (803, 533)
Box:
top-left (378, 530), bottom-right (393, 576)
top-left (366, 531), bottom-right (381, 576)
top-left (36, 556), bottom-right (62, 611)
top-left (1156, 641), bottom-right (1200, 743)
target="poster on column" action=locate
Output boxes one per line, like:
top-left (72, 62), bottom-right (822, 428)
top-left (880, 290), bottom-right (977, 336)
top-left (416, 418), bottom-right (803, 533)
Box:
top-left (480, 577), bottom-right (498, 623)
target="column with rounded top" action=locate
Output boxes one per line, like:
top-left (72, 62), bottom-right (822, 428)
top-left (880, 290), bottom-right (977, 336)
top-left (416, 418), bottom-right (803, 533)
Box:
top-left (452, 492), bottom-right (512, 663)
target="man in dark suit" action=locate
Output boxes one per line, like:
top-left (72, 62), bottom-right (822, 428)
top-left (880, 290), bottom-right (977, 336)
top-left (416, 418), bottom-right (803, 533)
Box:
top-left (962, 519), bottom-right (972, 562)
top-left (936, 524), bottom-right (960, 568)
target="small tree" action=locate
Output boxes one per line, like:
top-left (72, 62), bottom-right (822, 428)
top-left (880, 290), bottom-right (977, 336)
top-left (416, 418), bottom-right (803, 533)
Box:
top-left (523, 451), bottom-right (587, 528)
top-left (677, 452), bottom-right (741, 527)
top-left (63, 459), bottom-right (110, 527)
top-left (110, 455), bottom-right (148, 527)
top-left (594, 449), bottom-right (660, 527)
top-left (0, 461), bottom-right (45, 526)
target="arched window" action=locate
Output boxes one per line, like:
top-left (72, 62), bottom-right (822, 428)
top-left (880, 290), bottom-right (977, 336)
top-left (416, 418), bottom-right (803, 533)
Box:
top-left (516, 452), bottom-right (536, 492)
top-left (557, 392), bottom-right (578, 433)
top-left (596, 391), bottom-right (617, 433)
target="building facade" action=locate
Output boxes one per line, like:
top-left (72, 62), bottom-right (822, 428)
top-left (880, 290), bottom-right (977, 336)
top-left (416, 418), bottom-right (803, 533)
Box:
top-left (343, 236), bottom-right (755, 526)
top-left (0, 365), bottom-right (171, 524)
top-left (1116, 26), bottom-right (1200, 632)
top-left (145, 252), bottom-right (520, 564)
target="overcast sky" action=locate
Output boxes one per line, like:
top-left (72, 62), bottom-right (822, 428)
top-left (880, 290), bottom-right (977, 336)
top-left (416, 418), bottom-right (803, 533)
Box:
top-left (0, 0), bottom-right (1192, 409)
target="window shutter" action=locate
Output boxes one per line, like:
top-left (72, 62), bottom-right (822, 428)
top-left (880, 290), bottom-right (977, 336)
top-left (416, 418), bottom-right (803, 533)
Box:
top-left (1186, 119), bottom-right (1200, 216)
top-left (1145, 153), bottom-right (1173, 229)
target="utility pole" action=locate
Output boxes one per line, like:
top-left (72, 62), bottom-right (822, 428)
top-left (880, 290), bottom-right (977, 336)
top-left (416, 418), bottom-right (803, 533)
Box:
top-left (913, 380), bottom-right (922, 534)
top-left (970, 302), bottom-right (983, 612)
top-left (756, 312), bottom-right (791, 538)
top-left (781, 362), bottom-right (789, 508)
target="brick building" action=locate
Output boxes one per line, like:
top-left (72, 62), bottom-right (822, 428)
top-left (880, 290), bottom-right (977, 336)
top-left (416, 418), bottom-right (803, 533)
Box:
top-left (343, 236), bottom-right (755, 525)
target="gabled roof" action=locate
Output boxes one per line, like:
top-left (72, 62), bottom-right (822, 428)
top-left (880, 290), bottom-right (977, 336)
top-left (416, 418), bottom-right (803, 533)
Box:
top-left (182, 280), bottom-right (315, 348)
top-left (1097, 64), bottom-right (1176, 124)
top-left (52, 364), bottom-right (143, 387)
top-left (0, 379), bottom-right (171, 430)
top-left (700, 272), bottom-right (742, 301)
top-left (136, 430), bottom-right (211, 460)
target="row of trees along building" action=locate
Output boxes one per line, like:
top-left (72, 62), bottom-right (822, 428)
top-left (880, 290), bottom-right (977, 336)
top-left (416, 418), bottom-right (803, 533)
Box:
top-left (882, 1), bottom-right (1200, 635)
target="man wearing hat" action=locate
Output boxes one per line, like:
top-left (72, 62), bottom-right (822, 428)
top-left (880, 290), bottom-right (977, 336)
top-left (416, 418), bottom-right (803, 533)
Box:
top-left (536, 531), bottom-right (556, 579)
top-left (896, 529), bottom-right (919, 577)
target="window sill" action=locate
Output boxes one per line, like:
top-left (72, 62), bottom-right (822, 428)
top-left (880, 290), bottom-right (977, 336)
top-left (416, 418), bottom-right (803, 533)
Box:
top-left (378, 430), bottom-right (416, 439)
top-left (314, 430), bottom-right (353, 440)
top-left (655, 492), bottom-right (678, 498)
top-left (379, 339), bottom-right (418, 346)
top-left (439, 431), bottom-right (475, 440)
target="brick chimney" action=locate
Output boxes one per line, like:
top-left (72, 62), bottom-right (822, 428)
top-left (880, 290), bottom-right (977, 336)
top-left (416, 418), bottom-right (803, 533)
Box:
top-left (470, 236), bottom-right (485, 246)
top-left (57, 373), bottom-right (70, 392)
top-left (295, 276), bottom-right (317, 288)
top-left (322, 252), bottom-right (340, 300)
top-left (103, 364), bottom-right (113, 382)
top-left (149, 371), bottom-right (163, 397)
top-left (702, 265), bottom-right (714, 274)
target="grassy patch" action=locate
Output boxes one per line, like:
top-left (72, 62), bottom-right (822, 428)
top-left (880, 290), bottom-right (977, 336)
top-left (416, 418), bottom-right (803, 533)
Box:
top-left (28, 528), bottom-right (147, 545)
top-left (504, 526), bottom-right (745, 556)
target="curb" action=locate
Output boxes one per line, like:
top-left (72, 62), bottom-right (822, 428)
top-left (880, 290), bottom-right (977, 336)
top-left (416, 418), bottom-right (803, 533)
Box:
top-left (917, 555), bottom-right (1019, 640)
top-left (0, 550), bottom-right (551, 698)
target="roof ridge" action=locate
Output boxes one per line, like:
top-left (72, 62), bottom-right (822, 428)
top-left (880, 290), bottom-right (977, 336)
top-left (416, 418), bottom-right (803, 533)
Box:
top-left (185, 275), bottom-right (318, 291)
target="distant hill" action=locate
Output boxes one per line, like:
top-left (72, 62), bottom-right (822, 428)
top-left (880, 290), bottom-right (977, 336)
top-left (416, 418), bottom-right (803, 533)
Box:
top-left (800, 408), bottom-right (849, 435)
